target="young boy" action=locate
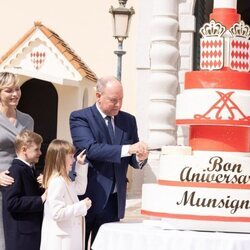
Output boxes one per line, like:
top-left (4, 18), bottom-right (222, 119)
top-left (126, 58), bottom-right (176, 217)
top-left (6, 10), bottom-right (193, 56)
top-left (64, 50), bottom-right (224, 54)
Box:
top-left (2, 130), bottom-right (46, 250)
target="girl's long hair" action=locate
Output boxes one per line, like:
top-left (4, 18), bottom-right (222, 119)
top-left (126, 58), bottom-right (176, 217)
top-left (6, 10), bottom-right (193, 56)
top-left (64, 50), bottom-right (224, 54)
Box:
top-left (43, 139), bottom-right (75, 189)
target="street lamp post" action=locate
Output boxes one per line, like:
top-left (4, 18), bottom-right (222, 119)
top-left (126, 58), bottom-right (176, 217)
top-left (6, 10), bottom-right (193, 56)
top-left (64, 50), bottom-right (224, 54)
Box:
top-left (109, 0), bottom-right (135, 81)
top-left (114, 39), bottom-right (126, 82)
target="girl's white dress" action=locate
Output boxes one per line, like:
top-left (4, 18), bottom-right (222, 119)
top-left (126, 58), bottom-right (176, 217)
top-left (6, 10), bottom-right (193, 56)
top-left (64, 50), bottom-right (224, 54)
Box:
top-left (40, 163), bottom-right (88, 250)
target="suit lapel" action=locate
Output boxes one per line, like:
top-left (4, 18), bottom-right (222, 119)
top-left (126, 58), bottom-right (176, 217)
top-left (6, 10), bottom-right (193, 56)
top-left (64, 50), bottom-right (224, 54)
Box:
top-left (13, 159), bottom-right (33, 176)
top-left (90, 104), bottom-right (124, 145)
top-left (91, 105), bottom-right (113, 144)
top-left (114, 115), bottom-right (124, 145)
top-left (0, 113), bottom-right (19, 137)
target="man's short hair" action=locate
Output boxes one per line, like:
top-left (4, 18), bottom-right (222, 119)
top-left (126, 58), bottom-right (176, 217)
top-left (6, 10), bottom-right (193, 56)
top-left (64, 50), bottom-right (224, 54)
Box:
top-left (96, 76), bottom-right (120, 93)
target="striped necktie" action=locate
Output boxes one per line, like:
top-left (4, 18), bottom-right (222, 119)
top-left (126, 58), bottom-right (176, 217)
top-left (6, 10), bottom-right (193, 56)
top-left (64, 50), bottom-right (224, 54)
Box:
top-left (105, 116), bottom-right (115, 144)
top-left (105, 116), bottom-right (116, 193)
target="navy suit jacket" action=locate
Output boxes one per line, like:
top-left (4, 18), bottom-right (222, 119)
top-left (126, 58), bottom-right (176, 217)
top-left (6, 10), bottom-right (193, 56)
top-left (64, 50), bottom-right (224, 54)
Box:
top-left (70, 104), bottom-right (143, 218)
top-left (2, 159), bottom-right (44, 250)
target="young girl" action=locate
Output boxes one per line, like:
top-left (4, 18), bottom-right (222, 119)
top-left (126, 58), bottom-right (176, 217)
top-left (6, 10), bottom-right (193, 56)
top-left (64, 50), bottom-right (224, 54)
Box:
top-left (40, 139), bottom-right (91, 250)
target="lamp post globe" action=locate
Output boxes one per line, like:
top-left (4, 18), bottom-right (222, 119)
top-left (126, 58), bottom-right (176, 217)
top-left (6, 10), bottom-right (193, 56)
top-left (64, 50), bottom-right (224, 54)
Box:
top-left (109, 0), bottom-right (134, 81)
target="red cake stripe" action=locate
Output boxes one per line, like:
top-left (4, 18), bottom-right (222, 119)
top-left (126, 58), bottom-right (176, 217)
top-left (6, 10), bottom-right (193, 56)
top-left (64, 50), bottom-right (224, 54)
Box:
top-left (141, 210), bottom-right (250, 222)
top-left (157, 180), bottom-right (250, 189)
top-left (176, 119), bottom-right (250, 126)
top-left (210, 8), bottom-right (240, 29)
top-left (185, 71), bottom-right (250, 90)
top-left (188, 125), bottom-right (250, 152)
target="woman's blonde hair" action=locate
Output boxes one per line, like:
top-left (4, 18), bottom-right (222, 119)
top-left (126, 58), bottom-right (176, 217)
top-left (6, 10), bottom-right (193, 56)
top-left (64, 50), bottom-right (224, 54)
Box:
top-left (43, 139), bottom-right (75, 189)
top-left (0, 72), bottom-right (19, 90)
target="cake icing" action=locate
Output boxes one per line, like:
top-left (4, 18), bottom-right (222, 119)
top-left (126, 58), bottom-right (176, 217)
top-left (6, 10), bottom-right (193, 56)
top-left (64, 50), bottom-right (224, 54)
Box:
top-left (141, 0), bottom-right (250, 232)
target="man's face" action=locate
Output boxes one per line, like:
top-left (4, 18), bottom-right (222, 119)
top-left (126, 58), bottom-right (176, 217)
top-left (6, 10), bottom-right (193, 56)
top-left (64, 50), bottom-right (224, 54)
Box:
top-left (23, 142), bottom-right (42, 165)
top-left (97, 82), bottom-right (123, 116)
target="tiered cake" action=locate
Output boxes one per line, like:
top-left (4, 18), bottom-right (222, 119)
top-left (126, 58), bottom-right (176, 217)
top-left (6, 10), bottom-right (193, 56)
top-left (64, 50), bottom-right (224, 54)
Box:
top-left (141, 0), bottom-right (250, 232)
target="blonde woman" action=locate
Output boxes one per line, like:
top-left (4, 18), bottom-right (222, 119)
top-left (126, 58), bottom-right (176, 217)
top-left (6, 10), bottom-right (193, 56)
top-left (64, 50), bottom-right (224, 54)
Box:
top-left (40, 139), bottom-right (91, 250)
top-left (0, 72), bottom-right (34, 250)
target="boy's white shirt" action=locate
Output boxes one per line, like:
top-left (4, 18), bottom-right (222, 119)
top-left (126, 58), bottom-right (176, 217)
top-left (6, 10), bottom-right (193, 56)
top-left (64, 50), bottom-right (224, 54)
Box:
top-left (15, 157), bottom-right (32, 168)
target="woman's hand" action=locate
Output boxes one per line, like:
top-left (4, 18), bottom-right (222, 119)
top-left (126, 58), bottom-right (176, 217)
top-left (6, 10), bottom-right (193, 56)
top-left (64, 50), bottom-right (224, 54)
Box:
top-left (76, 150), bottom-right (86, 165)
top-left (0, 170), bottom-right (14, 186)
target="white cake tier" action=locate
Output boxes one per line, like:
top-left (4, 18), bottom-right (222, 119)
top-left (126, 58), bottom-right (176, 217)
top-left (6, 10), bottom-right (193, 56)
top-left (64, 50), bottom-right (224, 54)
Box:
top-left (176, 89), bottom-right (250, 126)
top-left (142, 150), bottom-right (250, 232)
top-left (161, 145), bottom-right (192, 155)
top-left (213, 0), bottom-right (236, 9)
top-left (159, 152), bottom-right (250, 185)
top-left (193, 150), bottom-right (250, 157)
top-left (141, 184), bottom-right (250, 232)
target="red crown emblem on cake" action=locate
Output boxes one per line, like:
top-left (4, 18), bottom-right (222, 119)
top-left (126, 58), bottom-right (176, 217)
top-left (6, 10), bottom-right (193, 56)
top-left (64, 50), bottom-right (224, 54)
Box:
top-left (176, 0), bottom-right (250, 152)
top-left (200, 19), bottom-right (250, 72)
top-left (142, 0), bottom-right (250, 233)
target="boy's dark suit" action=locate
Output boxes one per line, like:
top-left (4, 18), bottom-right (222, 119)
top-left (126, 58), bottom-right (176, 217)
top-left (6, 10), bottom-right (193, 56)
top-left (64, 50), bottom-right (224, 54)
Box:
top-left (2, 159), bottom-right (44, 250)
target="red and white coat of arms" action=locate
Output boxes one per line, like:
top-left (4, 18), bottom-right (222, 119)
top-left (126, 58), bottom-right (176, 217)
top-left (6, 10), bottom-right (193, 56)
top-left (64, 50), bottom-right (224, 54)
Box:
top-left (30, 50), bottom-right (46, 70)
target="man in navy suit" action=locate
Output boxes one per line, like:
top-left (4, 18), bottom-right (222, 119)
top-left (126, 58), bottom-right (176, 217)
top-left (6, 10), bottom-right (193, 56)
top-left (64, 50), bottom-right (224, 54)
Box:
top-left (70, 76), bottom-right (149, 249)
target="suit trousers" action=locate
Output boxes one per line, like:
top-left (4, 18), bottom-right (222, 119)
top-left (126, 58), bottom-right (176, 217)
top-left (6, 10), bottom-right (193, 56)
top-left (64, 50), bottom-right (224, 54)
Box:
top-left (85, 193), bottom-right (119, 250)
